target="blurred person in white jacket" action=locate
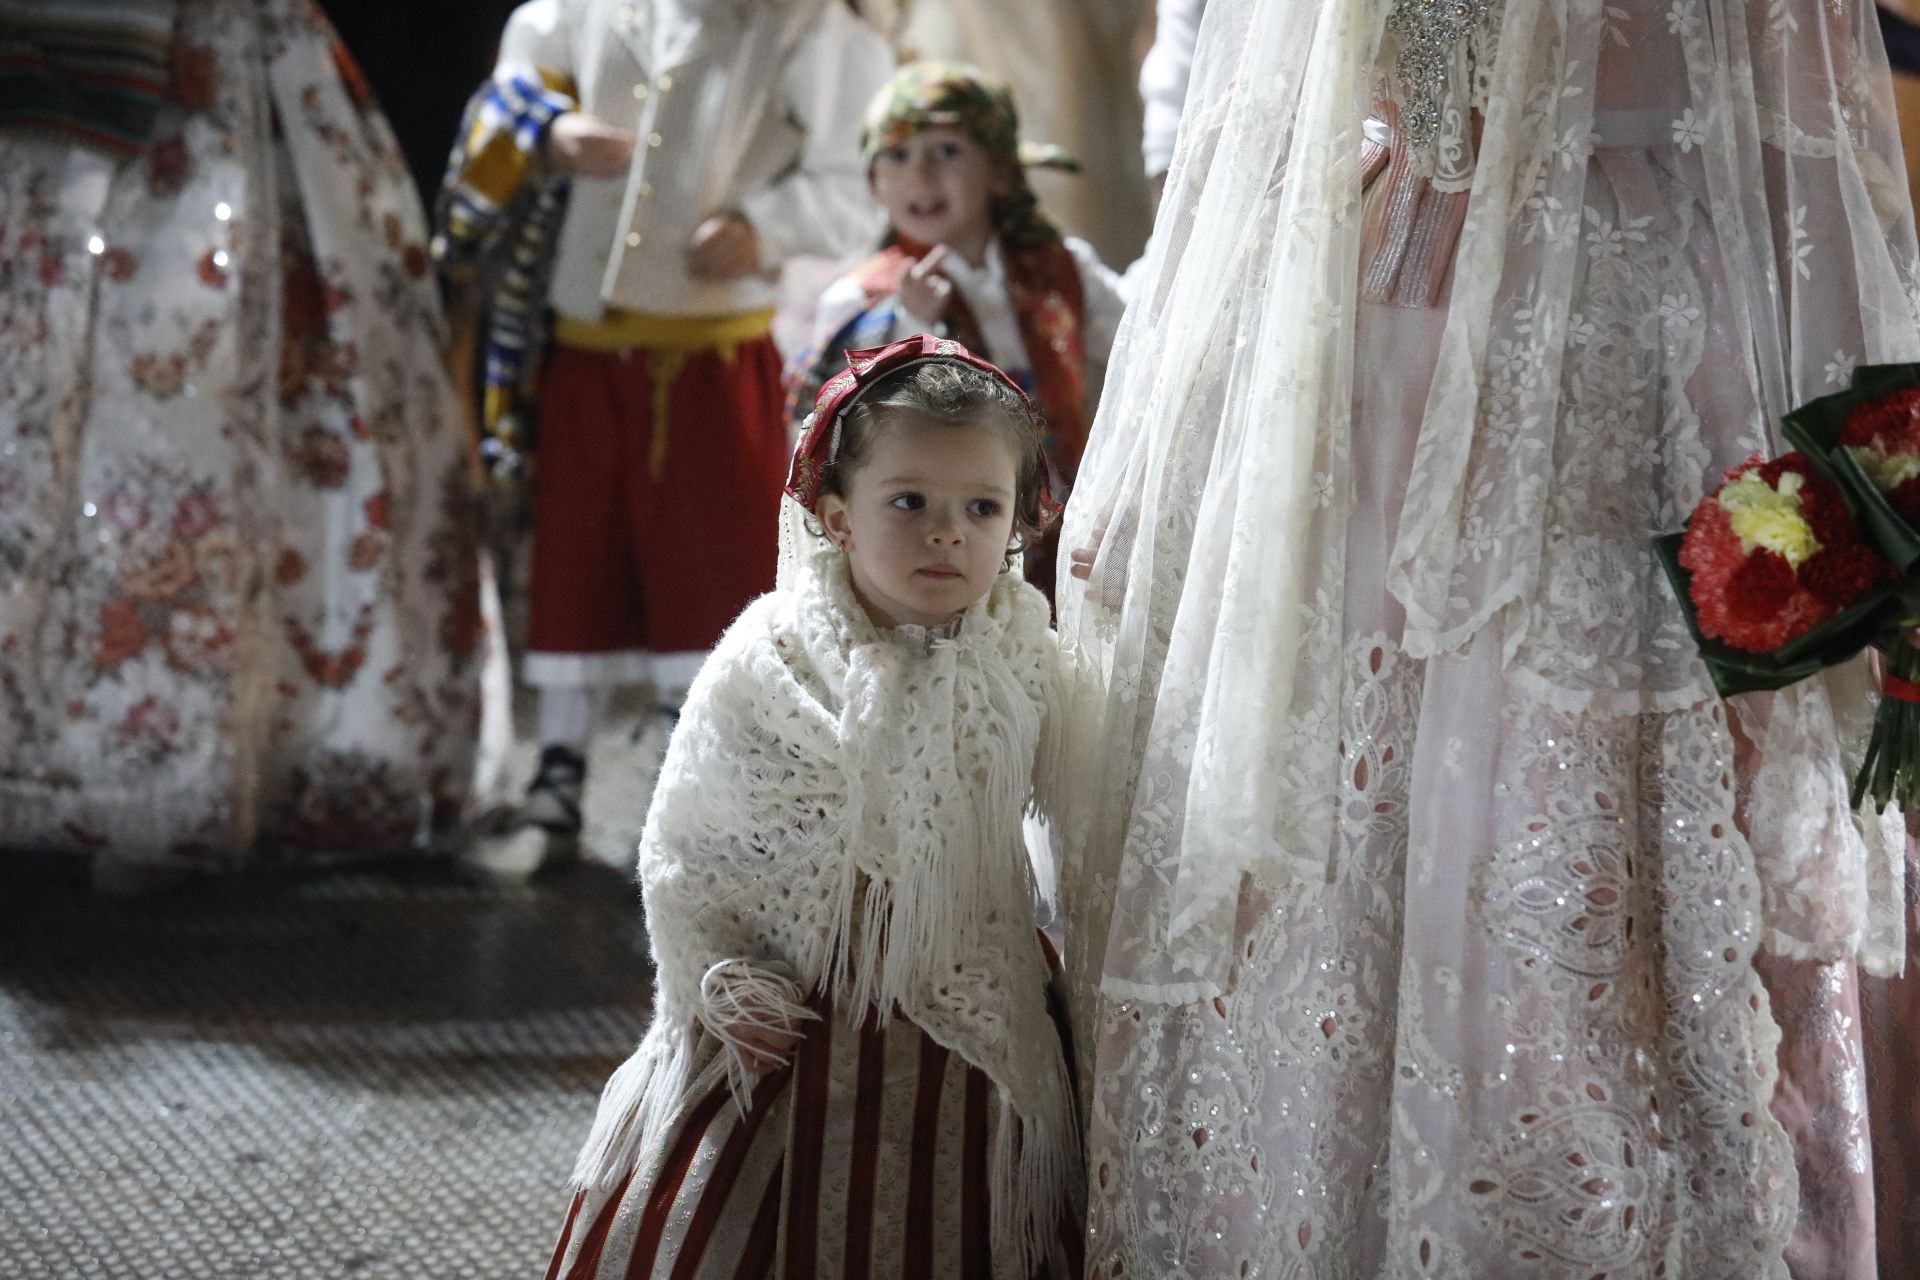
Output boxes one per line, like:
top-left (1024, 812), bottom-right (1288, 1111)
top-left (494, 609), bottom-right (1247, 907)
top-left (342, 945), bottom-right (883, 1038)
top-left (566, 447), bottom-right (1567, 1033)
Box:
top-left (439, 0), bottom-right (893, 876)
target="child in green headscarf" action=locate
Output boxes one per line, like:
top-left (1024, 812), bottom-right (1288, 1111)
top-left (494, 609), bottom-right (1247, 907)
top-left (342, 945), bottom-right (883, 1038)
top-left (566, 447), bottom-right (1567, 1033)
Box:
top-left (793, 61), bottom-right (1127, 600)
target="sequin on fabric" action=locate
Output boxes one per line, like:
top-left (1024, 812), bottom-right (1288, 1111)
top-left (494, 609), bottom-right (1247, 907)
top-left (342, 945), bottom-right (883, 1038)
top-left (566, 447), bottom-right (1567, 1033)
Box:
top-left (1382, 0), bottom-right (1493, 154)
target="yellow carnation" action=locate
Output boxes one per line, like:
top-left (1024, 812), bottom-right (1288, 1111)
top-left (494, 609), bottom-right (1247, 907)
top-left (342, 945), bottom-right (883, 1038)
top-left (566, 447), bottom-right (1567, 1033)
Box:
top-left (1719, 470), bottom-right (1820, 566)
top-left (1849, 445), bottom-right (1920, 492)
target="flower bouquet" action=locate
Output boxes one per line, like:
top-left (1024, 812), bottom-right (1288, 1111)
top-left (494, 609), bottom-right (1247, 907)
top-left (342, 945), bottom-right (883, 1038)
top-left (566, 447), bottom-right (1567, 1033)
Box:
top-left (1655, 363), bottom-right (1920, 815)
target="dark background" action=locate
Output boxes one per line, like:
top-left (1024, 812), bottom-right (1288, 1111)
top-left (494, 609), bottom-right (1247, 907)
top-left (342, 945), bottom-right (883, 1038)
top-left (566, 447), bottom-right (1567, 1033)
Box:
top-left (320, 0), bottom-right (522, 200)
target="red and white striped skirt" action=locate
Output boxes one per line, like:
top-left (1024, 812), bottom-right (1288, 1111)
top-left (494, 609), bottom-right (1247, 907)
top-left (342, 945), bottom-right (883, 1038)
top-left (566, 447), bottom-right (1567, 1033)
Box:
top-left (545, 1005), bottom-right (1083, 1280)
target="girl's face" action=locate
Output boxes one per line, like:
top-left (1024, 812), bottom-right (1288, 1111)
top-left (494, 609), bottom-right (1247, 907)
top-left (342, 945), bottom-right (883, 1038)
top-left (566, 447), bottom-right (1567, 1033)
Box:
top-left (869, 127), bottom-right (1008, 262)
top-left (818, 416), bottom-right (1021, 629)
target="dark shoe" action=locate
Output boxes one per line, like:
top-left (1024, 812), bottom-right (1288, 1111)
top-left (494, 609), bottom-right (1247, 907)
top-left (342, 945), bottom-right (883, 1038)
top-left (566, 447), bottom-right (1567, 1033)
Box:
top-left (462, 745), bottom-right (586, 882)
top-left (521, 744), bottom-right (586, 836)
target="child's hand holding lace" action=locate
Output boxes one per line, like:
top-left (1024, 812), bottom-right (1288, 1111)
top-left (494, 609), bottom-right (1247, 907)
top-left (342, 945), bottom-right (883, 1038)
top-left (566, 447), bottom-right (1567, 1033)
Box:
top-left (1067, 525), bottom-right (1103, 581)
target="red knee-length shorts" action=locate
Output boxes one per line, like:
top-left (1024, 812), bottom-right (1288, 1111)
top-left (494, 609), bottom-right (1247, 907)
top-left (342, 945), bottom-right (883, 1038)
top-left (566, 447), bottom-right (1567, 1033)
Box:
top-left (527, 333), bottom-right (787, 677)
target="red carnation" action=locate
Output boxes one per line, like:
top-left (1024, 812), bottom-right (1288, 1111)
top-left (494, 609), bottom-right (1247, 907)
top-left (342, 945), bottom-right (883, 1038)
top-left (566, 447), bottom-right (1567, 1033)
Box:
top-left (1798, 543), bottom-right (1891, 606)
top-left (1840, 387), bottom-right (1920, 449)
top-left (1889, 476), bottom-right (1920, 528)
top-left (1758, 451), bottom-right (1816, 488)
top-left (1678, 497), bottom-right (1742, 578)
top-left (1679, 486), bottom-right (1844, 654)
top-left (1725, 550), bottom-right (1799, 621)
top-left (1798, 473), bottom-right (1854, 545)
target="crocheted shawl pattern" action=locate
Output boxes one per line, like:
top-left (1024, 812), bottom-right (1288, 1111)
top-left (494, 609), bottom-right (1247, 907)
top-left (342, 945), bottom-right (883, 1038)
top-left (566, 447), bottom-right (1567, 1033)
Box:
top-left (572, 547), bottom-right (1076, 1270)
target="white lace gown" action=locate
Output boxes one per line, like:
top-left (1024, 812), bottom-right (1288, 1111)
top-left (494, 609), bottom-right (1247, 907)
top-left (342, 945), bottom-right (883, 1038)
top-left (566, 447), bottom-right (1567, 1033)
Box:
top-left (1054, 2), bottom-right (1920, 1276)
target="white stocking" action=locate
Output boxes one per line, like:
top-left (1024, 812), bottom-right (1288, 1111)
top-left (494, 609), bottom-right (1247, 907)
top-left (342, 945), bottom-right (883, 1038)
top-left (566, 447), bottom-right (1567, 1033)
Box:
top-left (535, 686), bottom-right (609, 753)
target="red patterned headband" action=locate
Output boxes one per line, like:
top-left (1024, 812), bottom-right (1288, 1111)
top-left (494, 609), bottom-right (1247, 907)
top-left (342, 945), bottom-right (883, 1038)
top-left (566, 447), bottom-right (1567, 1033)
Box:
top-left (785, 334), bottom-right (1062, 532)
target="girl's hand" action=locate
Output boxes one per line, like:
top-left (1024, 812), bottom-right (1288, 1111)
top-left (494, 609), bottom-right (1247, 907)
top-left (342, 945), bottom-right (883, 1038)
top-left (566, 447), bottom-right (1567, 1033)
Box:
top-left (549, 112), bottom-right (636, 178)
top-left (1068, 525), bottom-right (1105, 581)
top-left (722, 1018), bottom-right (803, 1075)
top-left (899, 245), bottom-right (955, 326)
top-left (687, 213), bottom-right (761, 281)
top-left (1069, 519), bottom-right (1135, 615)
top-left (700, 959), bottom-right (815, 1077)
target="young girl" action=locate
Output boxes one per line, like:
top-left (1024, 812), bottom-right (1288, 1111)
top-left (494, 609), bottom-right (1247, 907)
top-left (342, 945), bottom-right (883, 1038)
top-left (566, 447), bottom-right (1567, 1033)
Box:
top-left (792, 61), bottom-right (1127, 599)
top-left (547, 334), bottom-right (1081, 1280)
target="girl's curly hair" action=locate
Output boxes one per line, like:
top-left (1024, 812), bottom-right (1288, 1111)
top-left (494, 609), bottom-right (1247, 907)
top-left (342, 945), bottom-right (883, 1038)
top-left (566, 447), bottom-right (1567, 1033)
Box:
top-left (818, 359), bottom-right (1050, 551)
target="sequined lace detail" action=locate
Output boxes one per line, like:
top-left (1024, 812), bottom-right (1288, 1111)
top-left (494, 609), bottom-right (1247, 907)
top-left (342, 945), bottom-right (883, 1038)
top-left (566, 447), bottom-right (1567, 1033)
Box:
top-left (1382, 0), bottom-right (1494, 156)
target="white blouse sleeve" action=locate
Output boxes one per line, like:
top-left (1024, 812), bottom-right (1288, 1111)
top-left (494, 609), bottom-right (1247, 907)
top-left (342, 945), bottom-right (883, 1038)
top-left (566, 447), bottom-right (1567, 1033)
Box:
top-left (739, 8), bottom-right (896, 267)
top-left (1138, 0), bottom-right (1207, 179)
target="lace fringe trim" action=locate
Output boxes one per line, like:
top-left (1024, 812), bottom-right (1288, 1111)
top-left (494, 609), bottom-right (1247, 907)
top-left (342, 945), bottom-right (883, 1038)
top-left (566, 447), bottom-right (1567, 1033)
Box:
top-left (568, 1019), bottom-right (722, 1192)
top-left (1762, 924), bottom-right (1907, 981)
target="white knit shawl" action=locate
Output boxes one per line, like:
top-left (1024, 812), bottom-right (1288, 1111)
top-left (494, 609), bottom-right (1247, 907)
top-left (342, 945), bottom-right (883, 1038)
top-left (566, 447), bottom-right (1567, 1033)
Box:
top-left (571, 547), bottom-right (1077, 1271)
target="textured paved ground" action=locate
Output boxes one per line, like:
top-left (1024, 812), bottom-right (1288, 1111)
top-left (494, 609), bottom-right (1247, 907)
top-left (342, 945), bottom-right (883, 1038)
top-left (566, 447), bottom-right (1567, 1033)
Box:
top-left (0, 852), bottom-right (654, 1279)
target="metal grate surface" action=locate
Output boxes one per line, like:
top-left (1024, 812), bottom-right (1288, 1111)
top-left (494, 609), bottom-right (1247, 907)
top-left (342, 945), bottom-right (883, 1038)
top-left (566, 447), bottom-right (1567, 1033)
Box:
top-left (0, 855), bottom-right (652, 1279)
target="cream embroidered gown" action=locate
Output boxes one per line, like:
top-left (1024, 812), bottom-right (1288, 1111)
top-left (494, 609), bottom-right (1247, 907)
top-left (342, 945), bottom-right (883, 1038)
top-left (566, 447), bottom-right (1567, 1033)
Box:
top-left (0, 0), bottom-right (490, 865)
top-left (1054, 1), bottom-right (1920, 1276)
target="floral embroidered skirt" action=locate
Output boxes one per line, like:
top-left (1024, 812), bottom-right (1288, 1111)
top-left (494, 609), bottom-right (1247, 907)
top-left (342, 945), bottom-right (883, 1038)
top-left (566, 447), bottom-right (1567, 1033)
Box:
top-left (546, 1003), bottom-right (1083, 1280)
top-left (0, 0), bottom-right (488, 865)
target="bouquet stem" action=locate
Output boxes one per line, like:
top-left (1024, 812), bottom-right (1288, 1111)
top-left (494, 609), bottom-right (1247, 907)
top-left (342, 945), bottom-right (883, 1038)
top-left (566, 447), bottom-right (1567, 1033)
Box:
top-left (1852, 634), bottom-right (1920, 813)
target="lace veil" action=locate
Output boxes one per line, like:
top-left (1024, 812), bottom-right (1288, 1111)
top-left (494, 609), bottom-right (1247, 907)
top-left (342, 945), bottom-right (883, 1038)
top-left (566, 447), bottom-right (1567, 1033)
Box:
top-left (1054, 0), bottom-right (1920, 1006)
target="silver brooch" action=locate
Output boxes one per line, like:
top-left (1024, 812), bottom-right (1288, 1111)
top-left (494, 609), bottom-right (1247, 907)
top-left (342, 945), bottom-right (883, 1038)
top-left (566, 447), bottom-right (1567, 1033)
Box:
top-left (1384, 0), bottom-right (1494, 153)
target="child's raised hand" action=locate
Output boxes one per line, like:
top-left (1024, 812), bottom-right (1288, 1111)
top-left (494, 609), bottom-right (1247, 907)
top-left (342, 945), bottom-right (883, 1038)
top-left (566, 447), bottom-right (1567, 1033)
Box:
top-left (548, 112), bottom-right (636, 178)
top-left (899, 245), bottom-right (956, 326)
top-left (687, 213), bottom-right (762, 282)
